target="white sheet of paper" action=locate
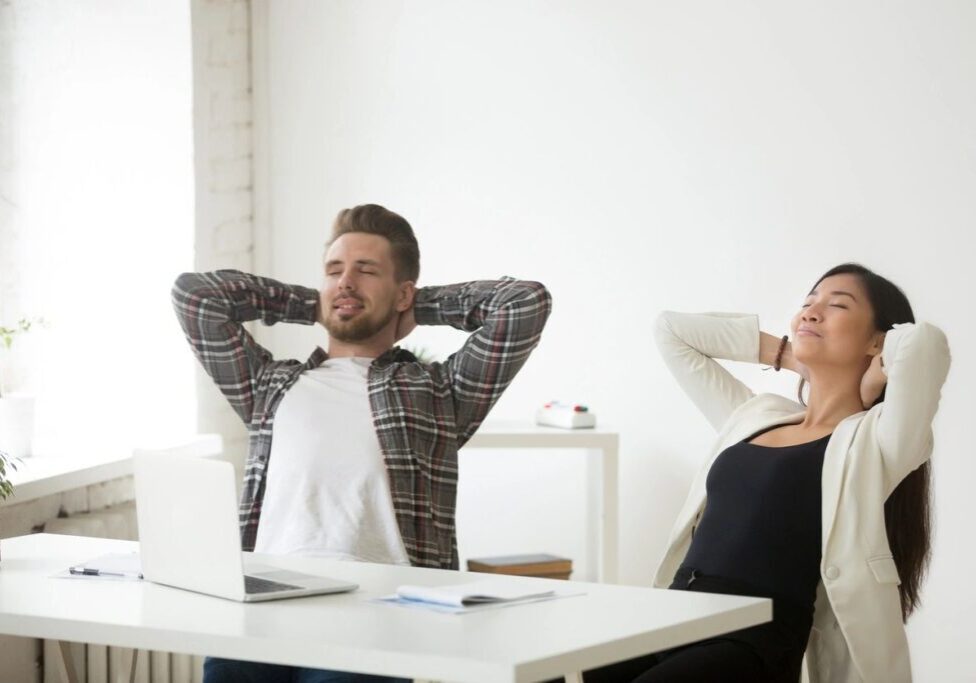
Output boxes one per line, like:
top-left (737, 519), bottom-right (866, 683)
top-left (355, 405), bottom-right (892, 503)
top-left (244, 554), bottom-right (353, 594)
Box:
top-left (396, 579), bottom-right (555, 607)
top-left (376, 580), bottom-right (585, 613)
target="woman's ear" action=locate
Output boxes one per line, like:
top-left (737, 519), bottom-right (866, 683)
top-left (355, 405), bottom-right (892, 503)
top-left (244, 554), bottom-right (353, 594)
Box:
top-left (397, 281), bottom-right (416, 312)
top-left (867, 331), bottom-right (886, 357)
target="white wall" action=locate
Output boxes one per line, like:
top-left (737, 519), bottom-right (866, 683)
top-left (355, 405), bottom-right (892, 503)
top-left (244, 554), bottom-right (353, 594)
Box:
top-left (255, 2), bottom-right (975, 679)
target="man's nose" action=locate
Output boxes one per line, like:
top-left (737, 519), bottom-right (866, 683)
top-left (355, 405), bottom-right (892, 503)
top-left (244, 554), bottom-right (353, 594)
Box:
top-left (336, 270), bottom-right (356, 291)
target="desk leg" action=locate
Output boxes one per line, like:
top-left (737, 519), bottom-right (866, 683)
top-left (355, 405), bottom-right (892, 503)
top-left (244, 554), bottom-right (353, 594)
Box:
top-left (55, 641), bottom-right (81, 683)
top-left (599, 437), bottom-right (619, 583)
top-left (116, 648), bottom-right (138, 683)
top-left (564, 674), bottom-right (583, 683)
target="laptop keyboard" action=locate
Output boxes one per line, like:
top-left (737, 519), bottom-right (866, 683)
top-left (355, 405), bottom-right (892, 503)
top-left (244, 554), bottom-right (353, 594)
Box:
top-left (244, 575), bottom-right (304, 594)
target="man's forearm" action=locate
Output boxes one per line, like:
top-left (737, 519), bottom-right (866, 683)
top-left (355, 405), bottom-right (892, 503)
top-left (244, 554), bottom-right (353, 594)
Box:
top-left (171, 270), bottom-right (320, 424)
top-left (409, 278), bottom-right (551, 439)
top-left (412, 278), bottom-right (551, 333)
top-left (172, 270), bottom-right (320, 329)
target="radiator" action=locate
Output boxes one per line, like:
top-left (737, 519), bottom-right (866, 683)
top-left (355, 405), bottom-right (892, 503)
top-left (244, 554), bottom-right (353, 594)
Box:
top-left (42, 505), bottom-right (205, 683)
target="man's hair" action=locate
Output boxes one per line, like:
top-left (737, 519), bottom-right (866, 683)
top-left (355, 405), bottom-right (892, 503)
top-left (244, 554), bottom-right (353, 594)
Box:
top-left (329, 204), bottom-right (420, 282)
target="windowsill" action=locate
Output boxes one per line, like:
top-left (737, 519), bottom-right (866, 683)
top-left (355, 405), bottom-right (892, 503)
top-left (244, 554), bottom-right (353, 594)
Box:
top-left (1, 434), bottom-right (222, 507)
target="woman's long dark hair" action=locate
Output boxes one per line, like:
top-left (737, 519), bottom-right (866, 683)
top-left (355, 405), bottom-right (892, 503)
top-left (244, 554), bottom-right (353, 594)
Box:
top-left (802, 263), bottom-right (930, 622)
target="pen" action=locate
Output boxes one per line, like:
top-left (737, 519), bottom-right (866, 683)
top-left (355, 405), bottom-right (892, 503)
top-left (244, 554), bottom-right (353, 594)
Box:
top-left (69, 566), bottom-right (144, 579)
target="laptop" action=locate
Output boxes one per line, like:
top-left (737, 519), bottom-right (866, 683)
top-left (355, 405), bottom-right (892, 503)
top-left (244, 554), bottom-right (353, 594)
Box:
top-left (134, 452), bottom-right (358, 602)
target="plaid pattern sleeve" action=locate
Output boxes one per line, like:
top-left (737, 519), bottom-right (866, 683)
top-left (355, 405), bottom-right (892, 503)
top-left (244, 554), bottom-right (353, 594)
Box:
top-left (171, 270), bottom-right (321, 424)
top-left (413, 277), bottom-right (552, 444)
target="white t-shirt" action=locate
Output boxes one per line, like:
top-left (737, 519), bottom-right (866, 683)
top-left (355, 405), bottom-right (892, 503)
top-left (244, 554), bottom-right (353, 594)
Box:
top-left (253, 356), bottom-right (410, 565)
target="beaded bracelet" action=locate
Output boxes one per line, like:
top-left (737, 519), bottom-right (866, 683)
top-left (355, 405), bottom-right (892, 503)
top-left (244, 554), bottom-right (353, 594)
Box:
top-left (774, 335), bottom-right (789, 371)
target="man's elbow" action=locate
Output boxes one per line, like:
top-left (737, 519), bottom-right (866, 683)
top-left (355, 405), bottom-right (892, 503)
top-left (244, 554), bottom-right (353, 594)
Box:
top-left (173, 272), bottom-right (200, 294)
top-left (171, 272), bottom-right (210, 310)
top-left (522, 280), bottom-right (553, 327)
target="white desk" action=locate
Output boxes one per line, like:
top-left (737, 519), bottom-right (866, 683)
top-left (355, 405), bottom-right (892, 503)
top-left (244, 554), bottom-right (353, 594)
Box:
top-left (464, 421), bottom-right (619, 583)
top-left (0, 534), bottom-right (769, 683)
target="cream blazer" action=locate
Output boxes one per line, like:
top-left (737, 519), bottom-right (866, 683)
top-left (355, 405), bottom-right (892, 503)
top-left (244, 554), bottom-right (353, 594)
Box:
top-left (652, 311), bottom-right (950, 683)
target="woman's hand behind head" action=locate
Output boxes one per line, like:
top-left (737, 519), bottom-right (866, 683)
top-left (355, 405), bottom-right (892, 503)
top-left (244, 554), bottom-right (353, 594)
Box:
top-left (860, 348), bottom-right (888, 409)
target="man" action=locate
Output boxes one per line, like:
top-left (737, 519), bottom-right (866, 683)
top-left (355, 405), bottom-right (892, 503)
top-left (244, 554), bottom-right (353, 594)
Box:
top-left (171, 204), bottom-right (551, 683)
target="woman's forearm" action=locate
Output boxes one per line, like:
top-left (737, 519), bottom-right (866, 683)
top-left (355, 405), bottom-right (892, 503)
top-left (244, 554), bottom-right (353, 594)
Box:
top-left (759, 331), bottom-right (800, 374)
top-left (759, 331), bottom-right (785, 366)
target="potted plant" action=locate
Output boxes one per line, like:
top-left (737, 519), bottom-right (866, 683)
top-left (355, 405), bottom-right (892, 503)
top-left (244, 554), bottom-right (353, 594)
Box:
top-left (1, 447), bottom-right (18, 563)
top-left (0, 448), bottom-right (16, 500)
top-left (0, 317), bottom-right (44, 459)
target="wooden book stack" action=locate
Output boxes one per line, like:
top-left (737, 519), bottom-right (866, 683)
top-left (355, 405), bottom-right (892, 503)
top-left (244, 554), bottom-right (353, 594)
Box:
top-left (466, 553), bottom-right (573, 580)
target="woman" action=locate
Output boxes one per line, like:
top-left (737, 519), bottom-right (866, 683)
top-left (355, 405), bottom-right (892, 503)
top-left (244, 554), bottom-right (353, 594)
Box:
top-left (587, 264), bottom-right (950, 682)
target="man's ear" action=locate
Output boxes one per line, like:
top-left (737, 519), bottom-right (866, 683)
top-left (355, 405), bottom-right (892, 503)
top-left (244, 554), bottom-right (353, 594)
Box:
top-left (396, 281), bottom-right (416, 312)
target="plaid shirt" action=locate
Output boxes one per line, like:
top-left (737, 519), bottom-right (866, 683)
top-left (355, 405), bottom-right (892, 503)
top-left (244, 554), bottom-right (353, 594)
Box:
top-left (171, 270), bottom-right (551, 569)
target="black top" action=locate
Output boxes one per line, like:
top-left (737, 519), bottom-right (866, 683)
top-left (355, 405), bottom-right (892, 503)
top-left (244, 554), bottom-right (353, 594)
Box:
top-left (680, 432), bottom-right (829, 608)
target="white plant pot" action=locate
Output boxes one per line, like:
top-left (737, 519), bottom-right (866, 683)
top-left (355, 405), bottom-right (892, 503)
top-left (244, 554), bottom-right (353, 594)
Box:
top-left (0, 393), bottom-right (35, 459)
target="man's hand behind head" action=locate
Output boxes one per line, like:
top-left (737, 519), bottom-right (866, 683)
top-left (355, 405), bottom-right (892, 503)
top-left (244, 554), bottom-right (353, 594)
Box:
top-left (315, 293), bottom-right (329, 328)
top-left (395, 306), bottom-right (416, 343)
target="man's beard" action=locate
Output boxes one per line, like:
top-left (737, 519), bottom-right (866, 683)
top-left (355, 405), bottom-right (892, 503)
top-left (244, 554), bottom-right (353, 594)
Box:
top-left (324, 301), bottom-right (397, 343)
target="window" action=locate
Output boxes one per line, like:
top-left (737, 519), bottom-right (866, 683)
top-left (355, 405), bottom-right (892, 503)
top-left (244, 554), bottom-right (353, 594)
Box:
top-left (0, 1), bottom-right (195, 448)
